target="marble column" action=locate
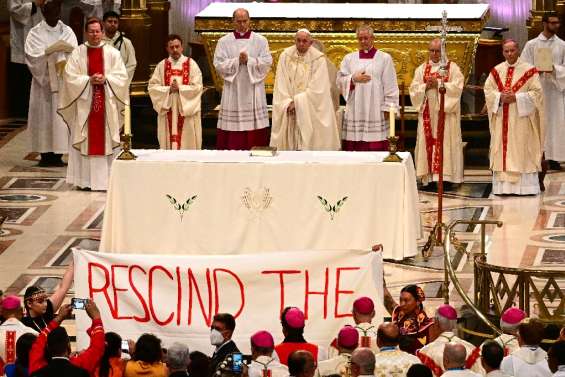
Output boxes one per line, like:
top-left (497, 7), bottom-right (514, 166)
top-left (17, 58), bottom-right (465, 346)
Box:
top-left (119, 0), bottom-right (152, 96)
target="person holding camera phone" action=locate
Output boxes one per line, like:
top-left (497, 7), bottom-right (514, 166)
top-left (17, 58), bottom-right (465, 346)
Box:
top-left (210, 313), bottom-right (240, 376)
top-left (28, 299), bottom-right (105, 377)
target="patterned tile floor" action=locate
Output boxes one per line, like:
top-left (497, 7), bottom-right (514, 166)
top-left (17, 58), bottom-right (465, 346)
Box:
top-left (0, 121), bottom-right (564, 323)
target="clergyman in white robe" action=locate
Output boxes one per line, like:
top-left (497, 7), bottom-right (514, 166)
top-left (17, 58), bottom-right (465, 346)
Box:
top-left (410, 40), bottom-right (464, 186)
top-left (8, 0), bottom-right (43, 64)
top-left (271, 30), bottom-right (340, 151)
top-left (521, 28), bottom-right (565, 163)
top-left (213, 8), bottom-right (272, 150)
top-left (25, 11), bottom-right (78, 160)
top-left (58, 24), bottom-right (127, 191)
top-left (337, 26), bottom-right (399, 151)
top-left (149, 53), bottom-right (203, 150)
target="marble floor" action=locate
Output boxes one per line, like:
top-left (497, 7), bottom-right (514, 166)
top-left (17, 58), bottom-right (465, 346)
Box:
top-left (1, 118), bottom-right (564, 330)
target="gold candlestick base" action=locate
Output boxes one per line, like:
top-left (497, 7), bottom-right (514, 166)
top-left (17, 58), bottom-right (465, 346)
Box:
top-left (383, 136), bottom-right (402, 162)
top-left (117, 133), bottom-right (137, 160)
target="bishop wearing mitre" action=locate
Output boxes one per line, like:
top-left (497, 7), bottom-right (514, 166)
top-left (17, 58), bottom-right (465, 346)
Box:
top-left (271, 29), bottom-right (340, 151)
top-left (58, 17), bottom-right (127, 191)
top-left (25, 0), bottom-right (77, 167)
top-left (410, 38), bottom-right (464, 187)
top-left (149, 34), bottom-right (203, 150)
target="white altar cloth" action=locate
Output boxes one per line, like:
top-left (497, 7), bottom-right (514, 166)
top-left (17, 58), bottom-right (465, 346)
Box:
top-left (99, 150), bottom-right (421, 260)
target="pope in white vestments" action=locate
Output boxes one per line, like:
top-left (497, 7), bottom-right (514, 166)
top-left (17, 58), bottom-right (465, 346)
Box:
top-left (149, 35), bottom-right (203, 150)
top-left (521, 14), bottom-right (565, 167)
top-left (337, 24), bottom-right (399, 151)
top-left (25, 1), bottom-right (77, 166)
top-left (410, 39), bottom-right (464, 186)
top-left (58, 18), bottom-right (128, 190)
top-left (213, 8), bottom-right (272, 150)
top-left (271, 29), bottom-right (340, 151)
top-left (484, 40), bottom-right (544, 195)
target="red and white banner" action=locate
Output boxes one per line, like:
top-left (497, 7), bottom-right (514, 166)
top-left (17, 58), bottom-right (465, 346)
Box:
top-left (73, 249), bottom-right (383, 353)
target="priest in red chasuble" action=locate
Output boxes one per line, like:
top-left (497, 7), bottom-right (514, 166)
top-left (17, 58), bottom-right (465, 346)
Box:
top-left (484, 39), bottom-right (545, 195)
top-left (58, 17), bottom-right (128, 191)
top-left (148, 34), bottom-right (203, 150)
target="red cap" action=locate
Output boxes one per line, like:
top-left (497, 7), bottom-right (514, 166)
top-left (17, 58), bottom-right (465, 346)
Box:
top-left (284, 307), bottom-right (305, 329)
top-left (338, 325), bottom-right (359, 348)
top-left (251, 330), bottom-right (275, 348)
top-left (353, 297), bottom-right (374, 315)
top-left (1, 295), bottom-right (21, 310)
top-left (501, 307), bottom-right (526, 325)
top-left (437, 304), bottom-right (457, 320)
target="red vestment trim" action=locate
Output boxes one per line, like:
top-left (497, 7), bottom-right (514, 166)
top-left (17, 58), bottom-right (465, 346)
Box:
top-left (0, 330), bottom-right (17, 374)
top-left (490, 66), bottom-right (538, 171)
top-left (87, 46), bottom-right (106, 156)
top-left (216, 128), bottom-right (270, 150)
top-left (359, 47), bottom-right (377, 59)
top-left (465, 346), bottom-right (481, 370)
top-left (164, 58), bottom-right (190, 149)
top-left (422, 62), bottom-right (451, 174)
top-left (417, 351), bottom-right (444, 376)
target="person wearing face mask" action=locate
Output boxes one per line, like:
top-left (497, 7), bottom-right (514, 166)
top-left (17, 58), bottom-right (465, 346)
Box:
top-left (209, 313), bottom-right (239, 376)
top-left (383, 283), bottom-right (434, 354)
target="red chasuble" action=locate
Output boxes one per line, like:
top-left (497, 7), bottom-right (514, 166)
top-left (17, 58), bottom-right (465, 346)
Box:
top-left (87, 46), bottom-right (106, 156)
top-left (164, 58), bottom-right (190, 149)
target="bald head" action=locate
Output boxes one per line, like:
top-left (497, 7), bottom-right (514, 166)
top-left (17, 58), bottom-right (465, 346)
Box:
top-left (288, 350), bottom-right (316, 377)
top-left (351, 348), bottom-right (375, 376)
top-left (502, 39), bottom-right (520, 65)
top-left (428, 38), bottom-right (442, 64)
top-left (232, 8), bottom-right (250, 33)
top-left (443, 343), bottom-right (467, 370)
top-left (377, 322), bottom-right (400, 348)
top-left (295, 29), bottom-right (312, 55)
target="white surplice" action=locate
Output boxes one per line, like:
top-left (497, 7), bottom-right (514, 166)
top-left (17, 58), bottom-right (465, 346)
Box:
top-left (484, 59), bottom-right (544, 195)
top-left (552, 366), bottom-right (565, 377)
top-left (0, 318), bottom-right (38, 367)
top-left (410, 60), bottom-right (464, 184)
top-left (327, 322), bottom-right (379, 359)
top-left (58, 42), bottom-right (128, 190)
top-left (521, 33), bottom-right (565, 162)
top-left (337, 49), bottom-right (399, 142)
top-left (271, 45), bottom-right (340, 151)
top-left (500, 346), bottom-right (552, 377)
top-left (103, 31), bottom-right (137, 84)
top-left (25, 20), bottom-right (78, 154)
top-left (8, 0), bottom-right (43, 64)
top-left (491, 333), bottom-right (520, 356)
top-left (315, 353), bottom-right (351, 377)
top-left (213, 31), bottom-right (272, 131)
top-left (249, 356), bottom-right (289, 377)
top-left (148, 55), bottom-right (203, 150)
top-left (374, 347), bottom-right (421, 377)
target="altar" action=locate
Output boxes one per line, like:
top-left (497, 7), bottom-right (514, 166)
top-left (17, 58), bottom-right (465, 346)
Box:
top-left (99, 150), bottom-right (421, 260)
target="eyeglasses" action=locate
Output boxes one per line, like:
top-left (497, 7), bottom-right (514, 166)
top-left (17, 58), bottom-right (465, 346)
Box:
top-left (546, 21), bottom-right (561, 25)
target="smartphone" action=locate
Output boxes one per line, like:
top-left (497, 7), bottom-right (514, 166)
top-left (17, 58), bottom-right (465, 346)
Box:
top-left (231, 352), bottom-right (243, 374)
top-left (71, 298), bottom-right (87, 310)
top-left (121, 340), bottom-right (129, 353)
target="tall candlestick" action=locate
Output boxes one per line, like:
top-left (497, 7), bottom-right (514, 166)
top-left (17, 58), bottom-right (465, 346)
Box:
top-left (124, 103), bottom-right (131, 135)
top-left (389, 104), bottom-right (395, 137)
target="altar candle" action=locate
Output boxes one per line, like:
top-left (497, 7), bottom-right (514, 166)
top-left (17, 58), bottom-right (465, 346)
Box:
top-left (389, 104), bottom-right (395, 137)
top-left (124, 102), bottom-right (131, 135)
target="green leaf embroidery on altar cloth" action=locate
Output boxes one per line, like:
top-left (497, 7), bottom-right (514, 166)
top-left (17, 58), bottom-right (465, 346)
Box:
top-left (166, 194), bottom-right (198, 221)
top-left (317, 195), bottom-right (348, 220)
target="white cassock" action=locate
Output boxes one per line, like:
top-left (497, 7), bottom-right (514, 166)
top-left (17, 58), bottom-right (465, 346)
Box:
top-left (500, 346), bottom-right (552, 377)
top-left (487, 333), bottom-right (520, 356)
top-left (521, 33), bottom-right (565, 162)
top-left (552, 366), bottom-right (565, 377)
top-left (417, 331), bottom-right (484, 376)
top-left (327, 322), bottom-right (379, 359)
top-left (248, 356), bottom-right (289, 377)
top-left (148, 55), bottom-right (203, 150)
top-left (484, 59), bottom-right (544, 195)
top-left (58, 42), bottom-right (128, 190)
top-left (103, 31), bottom-right (137, 84)
top-left (315, 353), bottom-right (351, 377)
top-left (337, 48), bottom-right (399, 148)
top-left (442, 370), bottom-right (482, 377)
top-left (373, 347), bottom-right (421, 377)
top-left (25, 20), bottom-right (78, 154)
top-left (410, 60), bottom-right (464, 185)
top-left (213, 31), bottom-right (272, 149)
top-left (271, 45), bottom-right (340, 151)
top-left (8, 0), bottom-right (43, 64)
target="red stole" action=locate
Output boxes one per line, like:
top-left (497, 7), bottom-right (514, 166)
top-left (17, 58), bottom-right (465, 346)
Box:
top-left (164, 58), bottom-right (190, 149)
top-left (422, 61), bottom-right (450, 174)
top-left (490, 64), bottom-right (538, 171)
top-left (87, 46), bottom-right (106, 156)
top-left (0, 330), bottom-right (16, 374)
top-left (417, 345), bottom-right (481, 376)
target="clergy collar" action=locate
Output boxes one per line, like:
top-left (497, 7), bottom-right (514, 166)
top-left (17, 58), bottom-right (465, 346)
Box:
top-left (428, 59), bottom-right (442, 66)
top-left (539, 32), bottom-right (557, 41)
top-left (85, 41), bottom-right (105, 48)
top-left (359, 47), bottom-right (377, 59)
top-left (234, 30), bottom-right (252, 39)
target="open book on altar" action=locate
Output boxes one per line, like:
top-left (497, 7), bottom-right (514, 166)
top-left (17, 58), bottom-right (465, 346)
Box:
top-left (45, 40), bottom-right (75, 55)
top-left (534, 47), bottom-right (554, 72)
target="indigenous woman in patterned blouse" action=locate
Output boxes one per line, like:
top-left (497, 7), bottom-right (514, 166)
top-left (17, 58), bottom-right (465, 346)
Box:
top-left (383, 283), bottom-right (434, 354)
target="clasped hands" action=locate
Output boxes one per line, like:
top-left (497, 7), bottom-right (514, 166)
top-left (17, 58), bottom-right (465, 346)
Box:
top-left (500, 89), bottom-right (516, 104)
top-left (239, 51), bottom-right (248, 65)
top-left (170, 79), bottom-right (179, 93)
top-left (90, 73), bottom-right (106, 85)
top-left (353, 71), bottom-right (371, 84)
top-left (287, 101), bottom-right (295, 116)
top-left (425, 77), bottom-right (439, 90)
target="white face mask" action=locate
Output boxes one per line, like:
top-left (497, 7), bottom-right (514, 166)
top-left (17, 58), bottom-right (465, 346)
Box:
top-left (210, 329), bottom-right (225, 346)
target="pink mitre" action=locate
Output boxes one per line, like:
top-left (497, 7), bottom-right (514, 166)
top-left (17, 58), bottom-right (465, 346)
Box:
top-left (285, 307), bottom-right (305, 329)
top-left (251, 330), bottom-right (274, 348)
top-left (338, 325), bottom-right (359, 348)
top-left (501, 307), bottom-right (526, 325)
top-left (1, 295), bottom-right (21, 310)
top-left (353, 296), bottom-right (374, 315)
top-left (437, 304), bottom-right (457, 320)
